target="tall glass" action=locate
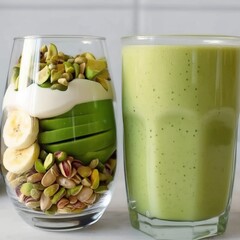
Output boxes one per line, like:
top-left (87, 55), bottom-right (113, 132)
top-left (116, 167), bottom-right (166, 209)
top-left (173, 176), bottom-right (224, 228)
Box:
top-left (122, 35), bottom-right (240, 240)
top-left (0, 36), bottom-right (117, 230)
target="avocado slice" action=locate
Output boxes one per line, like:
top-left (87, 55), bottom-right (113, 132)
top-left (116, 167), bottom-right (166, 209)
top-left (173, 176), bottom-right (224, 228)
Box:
top-left (77, 144), bottom-right (116, 164)
top-left (42, 128), bottom-right (116, 163)
top-left (56, 99), bottom-right (114, 118)
top-left (38, 120), bottom-right (114, 144)
top-left (40, 113), bottom-right (96, 131)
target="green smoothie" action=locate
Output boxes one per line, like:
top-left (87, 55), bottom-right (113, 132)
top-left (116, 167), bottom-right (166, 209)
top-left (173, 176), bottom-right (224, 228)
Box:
top-left (122, 45), bottom-right (240, 221)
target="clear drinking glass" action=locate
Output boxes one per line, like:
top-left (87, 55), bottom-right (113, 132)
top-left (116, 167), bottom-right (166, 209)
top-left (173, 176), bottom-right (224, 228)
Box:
top-left (122, 35), bottom-right (240, 240)
top-left (0, 35), bottom-right (117, 230)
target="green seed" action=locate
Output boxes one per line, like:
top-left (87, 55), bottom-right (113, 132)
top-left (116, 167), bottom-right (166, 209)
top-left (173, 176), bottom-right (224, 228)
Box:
top-left (36, 65), bottom-right (51, 85)
top-left (91, 169), bottom-right (100, 190)
top-left (51, 187), bottom-right (66, 204)
top-left (20, 182), bottom-right (34, 196)
top-left (43, 183), bottom-right (59, 197)
top-left (89, 158), bottom-right (99, 169)
top-left (51, 68), bottom-right (63, 83)
top-left (77, 166), bottom-right (92, 178)
top-left (66, 185), bottom-right (83, 197)
top-left (44, 153), bottom-right (55, 170)
top-left (64, 62), bottom-right (75, 74)
top-left (30, 188), bottom-right (42, 200)
top-left (35, 159), bottom-right (46, 173)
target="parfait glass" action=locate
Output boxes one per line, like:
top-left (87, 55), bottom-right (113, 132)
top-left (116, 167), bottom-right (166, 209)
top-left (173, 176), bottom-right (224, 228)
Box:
top-left (0, 35), bottom-right (117, 231)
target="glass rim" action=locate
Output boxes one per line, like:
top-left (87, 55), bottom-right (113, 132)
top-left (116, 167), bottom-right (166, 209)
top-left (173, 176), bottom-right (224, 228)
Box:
top-left (122, 34), bottom-right (240, 46)
top-left (13, 35), bottom-right (106, 41)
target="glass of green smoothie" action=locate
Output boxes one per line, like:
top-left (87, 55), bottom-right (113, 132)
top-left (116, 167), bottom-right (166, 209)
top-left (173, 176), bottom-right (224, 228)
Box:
top-left (0, 35), bottom-right (117, 230)
top-left (122, 35), bottom-right (240, 240)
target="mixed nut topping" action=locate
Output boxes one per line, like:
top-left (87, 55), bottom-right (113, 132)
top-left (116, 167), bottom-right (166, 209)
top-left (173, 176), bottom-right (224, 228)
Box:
top-left (11, 43), bottom-right (111, 91)
top-left (6, 151), bottom-right (116, 214)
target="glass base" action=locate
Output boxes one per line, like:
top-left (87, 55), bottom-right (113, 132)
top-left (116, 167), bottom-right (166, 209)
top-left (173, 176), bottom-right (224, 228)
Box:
top-left (17, 207), bottom-right (105, 231)
top-left (129, 208), bottom-right (229, 240)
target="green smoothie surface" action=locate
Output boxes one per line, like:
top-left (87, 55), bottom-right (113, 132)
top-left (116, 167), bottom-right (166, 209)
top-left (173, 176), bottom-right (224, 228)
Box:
top-left (122, 45), bottom-right (240, 221)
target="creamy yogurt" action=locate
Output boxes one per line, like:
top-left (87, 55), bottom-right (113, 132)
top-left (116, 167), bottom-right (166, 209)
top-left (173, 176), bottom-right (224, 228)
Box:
top-left (3, 79), bottom-right (114, 119)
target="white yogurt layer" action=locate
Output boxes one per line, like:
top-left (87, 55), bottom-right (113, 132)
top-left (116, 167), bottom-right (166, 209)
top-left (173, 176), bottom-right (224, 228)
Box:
top-left (3, 79), bottom-right (114, 119)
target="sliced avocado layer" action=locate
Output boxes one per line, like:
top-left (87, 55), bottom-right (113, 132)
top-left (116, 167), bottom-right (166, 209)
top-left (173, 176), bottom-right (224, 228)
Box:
top-left (38, 99), bottom-right (116, 164)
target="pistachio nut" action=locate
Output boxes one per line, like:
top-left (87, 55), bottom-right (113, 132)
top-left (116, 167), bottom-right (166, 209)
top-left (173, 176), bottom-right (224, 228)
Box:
top-left (33, 183), bottom-right (45, 191)
top-left (50, 164), bottom-right (60, 177)
top-left (27, 172), bottom-right (44, 183)
top-left (25, 200), bottom-right (40, 209)
top-left (36, 65), bottom-right (50, 85)
top-left (84, 193), bottom-right (97, 205)
top-left (81, 52), bottom-right (95, 60)
top-left (50, 69), bottom-right (62, 83)
top-left (57, 176), bottom-right (76, 189)
top-left (35, 158), bottom-right (46, 174)
top-left (54, 151), bottom-right (67, 162)
top-left (61, 72), bottom-right (73, 81)
top-left (20, 182), bottom-right (34, 196)
top-left (43, 183), bottom-right (59, 197)
top-left (58, 159), bottom-right (72, 178)
top-left (63, 62), bottom-right (74, 74)
top-left (81, 178), bottom-right (91, 187)
top-left (77, 187), bottom-right (93, 203)
top-left (40, 192), bottom-right (52, 211)
top-left (68, 195), bottom-right (78, 204)
top-left (89, 158), bottom-right (99, 169)
top-left (30, 188), bottom-right (42, 200)
top-left (66, 185), bottom-right (83, 197)
top-left (45, 204), bottom-right (58, 215)
top-left (51, 187), bottom-right (66, 204)
top-left (43, 153), bottom-right (55, 170)
top-left (78, 73), bottom-right (85, 79)
top-left (46, 43), bottom-right (58, 62)
top-left (41, 168), bottom-right (57, 187)
top-left (74, 56), bottom-right (87, 64)
top-left (71, 174), bottom-right (82, 185)
top-left (58, 78), bottom-right (68, 87)
top-left (77, 166), bottom-right (92, 178)
top-left (91, 169), bottom-right (100, 190)
top-left (57, 198), bottom-right (69, 209)
top-left (8, 175), bottom-right (27, 188)
top-left (73, 63), bottom-right (80, 78)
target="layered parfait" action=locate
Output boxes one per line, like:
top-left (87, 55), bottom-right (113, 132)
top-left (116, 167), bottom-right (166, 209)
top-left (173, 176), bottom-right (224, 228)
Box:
top-left (1, 43), bottom-right (116, 215)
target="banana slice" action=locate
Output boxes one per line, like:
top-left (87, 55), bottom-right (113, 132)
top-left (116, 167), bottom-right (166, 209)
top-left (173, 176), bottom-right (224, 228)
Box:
top-left (3, 110), bottom-right (39, 149)
top-left (3, 142), bottom-right (40, 174)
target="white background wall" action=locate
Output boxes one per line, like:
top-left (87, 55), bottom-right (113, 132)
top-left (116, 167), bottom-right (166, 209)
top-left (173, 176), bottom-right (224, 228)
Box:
top-left (0, 0), bottom-right (240, 211)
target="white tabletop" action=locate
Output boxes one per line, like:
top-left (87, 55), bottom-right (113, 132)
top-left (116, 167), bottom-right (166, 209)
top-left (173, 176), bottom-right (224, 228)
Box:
top-left (1, 170), bottom-right (240, 240)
